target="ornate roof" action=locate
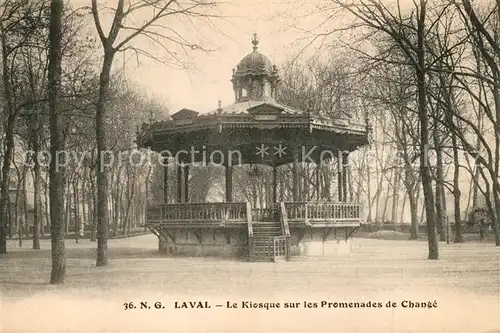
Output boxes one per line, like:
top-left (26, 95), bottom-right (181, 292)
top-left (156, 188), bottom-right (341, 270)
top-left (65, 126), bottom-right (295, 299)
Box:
top-left (204, 100), bottom-right (301, 116)
top-left (233, 34), bottom-right (275, 77)
top-left (136, 100), bottom-right (369, 152)
top-left (135, 35), bottom-right (370, 162)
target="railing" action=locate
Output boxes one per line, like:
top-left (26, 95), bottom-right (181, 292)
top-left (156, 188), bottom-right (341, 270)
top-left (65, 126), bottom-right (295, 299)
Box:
top-left (146, 202), bottom-right (247, 224)
top-left (272, 236), bottom-right (287, 261)
top-left (284, 202), bottom-right (362, 224)
top-left (251, 204), bottom-right (280, 222)
top-left (246, 202), bottom-right (254, 261)
top-left (279, 202), bottom-right (291, 261)
top-left (146, 201), bottom-right (362, 226)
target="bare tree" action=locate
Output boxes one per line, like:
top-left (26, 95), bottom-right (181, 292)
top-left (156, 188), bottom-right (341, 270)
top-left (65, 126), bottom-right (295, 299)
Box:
top-left (89, 0), bottom-right (219, 266)
top-left (48, 0), bottom-right (65, 284)
top-left (334, 0), bottom-right (442, 258)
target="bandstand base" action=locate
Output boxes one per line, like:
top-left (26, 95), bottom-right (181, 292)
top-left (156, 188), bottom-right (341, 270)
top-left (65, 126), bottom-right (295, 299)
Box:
top-left (156, 227), bottom-right (354, 259)
top-left (159, 243), bottom-right (248, 258)
top-left (157, 228), bottom-right (248, 259)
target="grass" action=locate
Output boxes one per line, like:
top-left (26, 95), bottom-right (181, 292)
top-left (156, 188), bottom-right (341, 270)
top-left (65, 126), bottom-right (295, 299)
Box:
top-left (1, 234), bottom-right (499, 333)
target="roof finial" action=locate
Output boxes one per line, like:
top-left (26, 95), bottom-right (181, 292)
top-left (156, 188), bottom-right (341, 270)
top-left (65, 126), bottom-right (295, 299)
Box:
top-left (252, 33), bottom-right (258, 51)
top-left (217, 99), bottom-right (223, 114)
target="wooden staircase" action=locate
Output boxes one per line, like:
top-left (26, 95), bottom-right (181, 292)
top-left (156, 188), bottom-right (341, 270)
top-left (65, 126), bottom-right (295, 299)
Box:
top-left (252, 221), bottom-right (283, 261)
top-left (248, 203), bottom-right (291, 262)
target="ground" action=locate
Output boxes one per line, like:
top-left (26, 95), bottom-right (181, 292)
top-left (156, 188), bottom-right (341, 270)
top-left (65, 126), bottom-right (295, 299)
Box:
top-left (1, 234), bottom-right (499, 333)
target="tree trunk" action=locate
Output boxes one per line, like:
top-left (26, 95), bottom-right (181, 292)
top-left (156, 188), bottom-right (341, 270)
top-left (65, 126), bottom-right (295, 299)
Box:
top-left (64, 178), bottom-right (71, 234)
top-left (23, 167), bottom-right (29, 238)
top-left (433, 127), bottom-right (446, 242)
top-left (449, 115), bottom-right (463, 242)
top-left (123, 169), bottom-right (136, 236)
top-left (96, 52), bottom-right (115, 267)
top-left (112, 169), bottom-right (120, 236)
top-left (366, 157), bottom-right (373, 223)
top-left (81, 173), bottom-right (87, 235)
top-left (391, 167), bottom-right (400, 223)
top-left (48, 0), bottom-right (66, 284)
top-left (381, 180), bottom-right (391, 222)
top-left (73, 178), bottom-right (79, 243)
top-left (408, 189), bottom-right (419, 240)
top-left (89, 167), bottom-right (97, 242)
top-left (14, 164), bottom-right (22, 247)
top-left (492, 182), bottom-right (500, 246)
top-left (0, 24), bottom-right (17, 254)
top-left (417, 1), bottom-right (438, 259)
top-left (400, 192), bottom-right (407, 224)
top-left (33, 136), bottom-right (42, 249)
top-left (44, 173), bottom-right (50, 229)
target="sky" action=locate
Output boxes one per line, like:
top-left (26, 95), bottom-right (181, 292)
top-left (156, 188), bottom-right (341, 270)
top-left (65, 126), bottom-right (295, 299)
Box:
top-left (74, 0), bottom-right (347, 114)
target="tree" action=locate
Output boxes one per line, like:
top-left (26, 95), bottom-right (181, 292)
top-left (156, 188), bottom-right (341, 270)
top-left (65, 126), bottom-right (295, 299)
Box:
top-left (454, 0), bottom-right (500, 245)
top-left (48, 0), bottom-right (65, 284)
top-left (335, 0), bottom-right (440, 258)
top-left (89, 0), bottom-right (219, 266)
top-left (0, 0), bottom-right (49, 254)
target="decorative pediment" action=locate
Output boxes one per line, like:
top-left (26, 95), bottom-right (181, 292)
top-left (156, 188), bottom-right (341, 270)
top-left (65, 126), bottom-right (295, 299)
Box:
top-left (333, 118), bottom-right (349, 126)
top-left (171, 108), bottom-right (199, 125)
top-left (247, 103), bottom-right (284, 121)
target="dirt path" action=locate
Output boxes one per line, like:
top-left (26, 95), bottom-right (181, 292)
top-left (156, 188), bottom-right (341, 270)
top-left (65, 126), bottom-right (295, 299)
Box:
top-left (1, 235), bottom-right (499, 332)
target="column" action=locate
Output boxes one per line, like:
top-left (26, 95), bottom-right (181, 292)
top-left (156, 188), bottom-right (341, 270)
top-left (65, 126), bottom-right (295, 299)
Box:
top-left (272, 164), bottom-right (277, 203)
top-left (342, 153), bottom-right (348, 202)
top-left (337, 152), bottom-right (343, 202)
top-left (293, 152), bottom-right (300, 201)
top-left (183, 165), bottom-right (189, 203)
top-left (316, 164), bottom-right (320, 201)
top-left (163, 164), bottom-right (169, 204)
top-left (225, 164), bottom-right (233, 202)
top-left (176, 164), bottom-right (182, 203)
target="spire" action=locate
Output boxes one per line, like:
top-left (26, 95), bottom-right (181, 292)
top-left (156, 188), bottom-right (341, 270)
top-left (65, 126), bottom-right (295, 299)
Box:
top-left (217, 99), bottom-right (223, 114)
top-left (252, 33), bottom-right (258, 52)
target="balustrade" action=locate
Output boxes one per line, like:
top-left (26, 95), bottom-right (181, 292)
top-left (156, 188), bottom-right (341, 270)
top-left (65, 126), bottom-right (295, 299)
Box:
top-left (146, 202), bottom-right (247, 224)
top-left (146, 201), bottom-right (361, 226)
top-left (285, 202), bottom-right (361, 223)
top-left (272, 236), bottom-right (287, 261)
top-left (251, 204), bottom-right (279, 222)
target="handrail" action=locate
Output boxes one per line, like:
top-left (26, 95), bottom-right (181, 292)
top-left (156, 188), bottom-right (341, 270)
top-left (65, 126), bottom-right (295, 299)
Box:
top-left (246, 202), bottom-right (254, 261)
top-left (272, 236), bottom-right (287, 262)
top-left (283, 201), bottom-right (362, 205)
top-left (284, 201), bottom-right (362, 222)
top-left (279, 202), bottom-right (291, 261)
top-left (146, 202), bottom-right (247, 224)
top-left (279, 202), bottom-right (290, 237)
top-left (246, 202), bottom-right (253, 237)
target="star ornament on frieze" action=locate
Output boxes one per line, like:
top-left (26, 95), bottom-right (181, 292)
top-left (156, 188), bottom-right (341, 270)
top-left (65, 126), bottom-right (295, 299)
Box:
top-left (273, 144), bottom-right (287, 158)
top-left (256, 144), bottom-right (269, 159)
top-left (255, 143), bottom-right (288, 160)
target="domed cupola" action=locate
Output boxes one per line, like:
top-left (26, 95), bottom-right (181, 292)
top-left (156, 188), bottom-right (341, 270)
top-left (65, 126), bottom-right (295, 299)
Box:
top-left (231, 34), bottom-right (280, 102)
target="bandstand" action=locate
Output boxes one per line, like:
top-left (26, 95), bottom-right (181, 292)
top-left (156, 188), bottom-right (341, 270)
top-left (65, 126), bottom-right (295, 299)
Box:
top-left (136, 35), bottom-right (369, 262)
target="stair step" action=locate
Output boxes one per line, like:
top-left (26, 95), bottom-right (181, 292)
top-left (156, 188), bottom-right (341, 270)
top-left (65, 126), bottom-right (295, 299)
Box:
top-left (253, 224), bottom-right (281, 226)
top-left (254, 227), bottom-right (280, 229)
top-left (253, 228), bottom-right (280, 229)
top-left (249, 218), bottom-right (287, 262)
top-left (253, 233), bottom-right (282, 235)
top-left (254, 238), bottom-right (280, 240)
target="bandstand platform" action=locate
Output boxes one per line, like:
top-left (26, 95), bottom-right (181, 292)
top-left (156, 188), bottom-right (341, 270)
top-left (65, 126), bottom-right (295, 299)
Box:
top-left (146, 202), bottom-right (362, 261)
top-left (136, 35), bottom-right (369, 262)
